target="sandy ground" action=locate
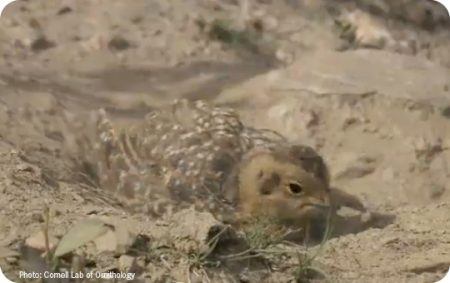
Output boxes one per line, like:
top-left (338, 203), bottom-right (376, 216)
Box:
top-left (0, 0), bottom-right (449, 282)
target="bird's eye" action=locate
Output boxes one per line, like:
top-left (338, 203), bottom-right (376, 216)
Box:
top-left (289, 183), bottom-right (303, 194)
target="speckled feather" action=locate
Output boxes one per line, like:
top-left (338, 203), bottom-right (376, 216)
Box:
top-left (92, 99), bottom-right (327, 213)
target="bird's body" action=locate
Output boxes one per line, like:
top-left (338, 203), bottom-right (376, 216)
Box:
top-left (86, 99), bottom-right (364, 232)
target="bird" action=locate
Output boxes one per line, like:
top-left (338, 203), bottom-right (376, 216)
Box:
top-left (80, 99), bottom-right (365, 237)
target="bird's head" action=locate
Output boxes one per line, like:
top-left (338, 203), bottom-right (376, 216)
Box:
top-left (236, 145), bottom-right (331, 226)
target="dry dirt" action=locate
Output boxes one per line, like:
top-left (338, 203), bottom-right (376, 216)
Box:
top-left (0, 0), bottom-right (450, 282)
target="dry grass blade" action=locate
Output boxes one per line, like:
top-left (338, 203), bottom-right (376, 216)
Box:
top-left (293, 209), bottom-right (334, 282)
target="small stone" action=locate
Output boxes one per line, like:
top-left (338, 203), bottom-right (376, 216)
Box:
top-left (441, 106), bottom-right (450, 119)
top-left (25, 231), bottom-right (57, 252)
top-left (29, 18), bottom-right (41, 29)
top-left (429, 184), bottom-right (446, 199)
top-left (118, 255), bottom-right (135, 272)
top-left (363, 124), bottom-right (379, 133)
top-left (275, 49), bottom-right (294, 65)
top-left (31, 36), bottom-right (56, 52)
top-left (57, 6), bottom-right (73, 15)
top-left (167, 208), bottom-right (235, 254)
top-left (15, 164), bottom-right (35, 173)
top-left (30, 212), bottom-right (44, 223)
top-left (94, 230), bottom-right (117, 252)
top-left (361, 212), bottom-right (372, 223)
top-left (108, 36), bottom-right (131, 51)
top-left (342, 117), bottom-right (359, 130)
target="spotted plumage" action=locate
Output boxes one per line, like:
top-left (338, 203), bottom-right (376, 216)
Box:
top-left (86, 99), bottom-right (365, 226)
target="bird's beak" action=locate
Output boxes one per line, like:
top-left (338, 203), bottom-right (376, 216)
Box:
top-left (300, 198), bottom-right (331, 211)
top-left (313, 192), bottom-right (331, 210)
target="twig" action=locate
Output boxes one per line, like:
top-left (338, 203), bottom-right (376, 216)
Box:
top-left (200, 225), bottom-right (230, 261)
top-left (42, 205), bottom-right (51, 263)
top-left (218, 248), bottom-right (254, 260)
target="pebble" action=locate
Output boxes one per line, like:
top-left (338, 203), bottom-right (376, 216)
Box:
top-left (118, 255), bottom-right (136, 272)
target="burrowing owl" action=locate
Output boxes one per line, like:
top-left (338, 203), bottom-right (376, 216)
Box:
top-left (84, 99), bottom-right (364, 227)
